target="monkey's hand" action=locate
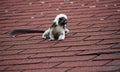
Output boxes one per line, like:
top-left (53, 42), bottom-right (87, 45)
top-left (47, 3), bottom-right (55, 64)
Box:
top-left (65, 28), bottom-right (69, 34)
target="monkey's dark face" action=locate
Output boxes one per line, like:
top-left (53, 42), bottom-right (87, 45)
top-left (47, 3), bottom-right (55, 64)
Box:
top-left (58, 17), bottom-right (68, 26)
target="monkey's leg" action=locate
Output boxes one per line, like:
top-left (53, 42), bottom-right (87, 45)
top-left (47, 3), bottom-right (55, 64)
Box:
top-left (58, 32), bottom-right (65, 40)
top-left (42, 29), bottom-right (50, 39)
top-left (49, 31), bottom-right (55, 40)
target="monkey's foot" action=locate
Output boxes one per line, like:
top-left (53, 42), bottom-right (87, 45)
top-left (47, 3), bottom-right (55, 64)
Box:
top-left (42, 35), bottom-right (47, 39)
top-left (10, 35), bottom-right (16, 38)
top-left (58, 38), bottom-right (64, 41)
top-left (49, 39), bottom-right (55, 41)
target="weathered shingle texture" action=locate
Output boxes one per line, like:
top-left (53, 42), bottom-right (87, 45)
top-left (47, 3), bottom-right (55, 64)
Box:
top-left (0, 0), bottom-right (120, 72)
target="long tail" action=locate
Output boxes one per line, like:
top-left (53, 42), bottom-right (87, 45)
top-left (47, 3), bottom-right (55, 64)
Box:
top-left (10, 29), bottom-right (45, 35)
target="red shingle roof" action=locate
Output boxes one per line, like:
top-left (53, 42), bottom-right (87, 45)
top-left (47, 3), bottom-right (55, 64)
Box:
top-left (0, 0), bottom-right (120, 72)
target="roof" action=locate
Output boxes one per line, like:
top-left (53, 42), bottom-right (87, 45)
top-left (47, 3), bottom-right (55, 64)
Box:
top-left (0, 0), bottom-right (120, 72)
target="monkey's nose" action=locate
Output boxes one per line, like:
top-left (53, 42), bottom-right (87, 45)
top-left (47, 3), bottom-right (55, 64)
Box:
top-left (64, 20), bottom-right (68, 24)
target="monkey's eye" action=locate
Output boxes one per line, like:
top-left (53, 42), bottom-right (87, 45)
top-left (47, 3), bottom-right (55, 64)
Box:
top-left (59, 18), bottom-right (63, 21)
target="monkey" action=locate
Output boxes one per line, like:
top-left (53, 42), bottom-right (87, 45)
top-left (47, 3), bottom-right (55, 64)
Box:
top-left (10, 14), bottom-right (69, 40)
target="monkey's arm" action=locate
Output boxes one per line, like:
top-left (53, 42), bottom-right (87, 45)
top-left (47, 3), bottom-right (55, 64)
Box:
top-left (10, 29), bottom-right (45, 36)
